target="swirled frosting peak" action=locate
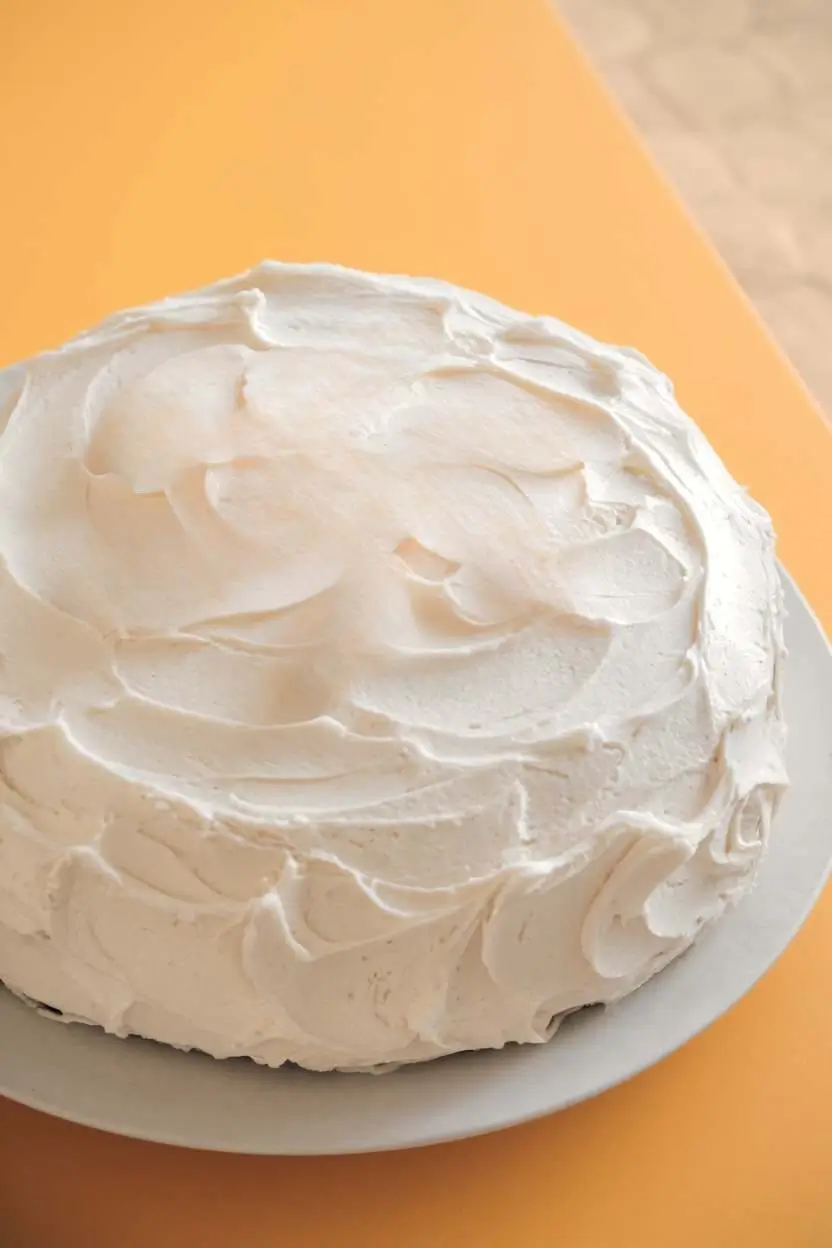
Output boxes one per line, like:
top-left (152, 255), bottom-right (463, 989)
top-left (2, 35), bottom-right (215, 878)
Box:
top-left (0, 263), bottom-right (786, 1070)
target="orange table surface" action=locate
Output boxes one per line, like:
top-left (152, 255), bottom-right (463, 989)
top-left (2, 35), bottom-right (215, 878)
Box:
top-left (1, 1), bottom-right (832, 1245)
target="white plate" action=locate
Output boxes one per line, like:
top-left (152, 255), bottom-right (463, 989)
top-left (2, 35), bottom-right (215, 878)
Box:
top-left (1, 570), bottom-right (831, 1155)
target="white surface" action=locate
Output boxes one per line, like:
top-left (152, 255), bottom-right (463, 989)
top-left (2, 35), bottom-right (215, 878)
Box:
top-left (0, 261), bottom-right (786, 1072)
top-left (0, 569), bottom-right (829, 1154)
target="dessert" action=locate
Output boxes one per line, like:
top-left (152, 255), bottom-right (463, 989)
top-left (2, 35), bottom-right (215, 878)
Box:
top-left (0, 263), bottom-right (787, 1070)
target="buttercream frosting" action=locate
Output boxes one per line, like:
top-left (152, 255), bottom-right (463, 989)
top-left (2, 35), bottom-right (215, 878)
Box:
top-left (0, 262), bottom-right (787, 1070)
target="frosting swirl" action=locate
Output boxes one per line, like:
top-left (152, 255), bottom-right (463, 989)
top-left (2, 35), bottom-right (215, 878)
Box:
top-left (0, 263), bottom-right (786, 1069)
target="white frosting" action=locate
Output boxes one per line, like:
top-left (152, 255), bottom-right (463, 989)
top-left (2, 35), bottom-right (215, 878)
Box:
top-left (0, 262), bottom-right (786, 1070)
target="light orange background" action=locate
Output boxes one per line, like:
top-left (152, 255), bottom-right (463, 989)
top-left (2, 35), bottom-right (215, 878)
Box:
top-left (1, 1), bottom-right (831, 1245)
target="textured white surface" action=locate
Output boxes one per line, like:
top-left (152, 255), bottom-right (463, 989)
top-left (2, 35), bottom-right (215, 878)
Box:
top-left (559, 0), bottom-right (832, 418)
top-left (0, 571), bottom-right (827, 1153)
top-left (0, 263), bottom-right (785, 1070)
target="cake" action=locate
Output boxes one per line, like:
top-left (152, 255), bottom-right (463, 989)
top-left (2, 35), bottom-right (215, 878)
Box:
top-left (0, 262), bottom-right (787, 1071)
